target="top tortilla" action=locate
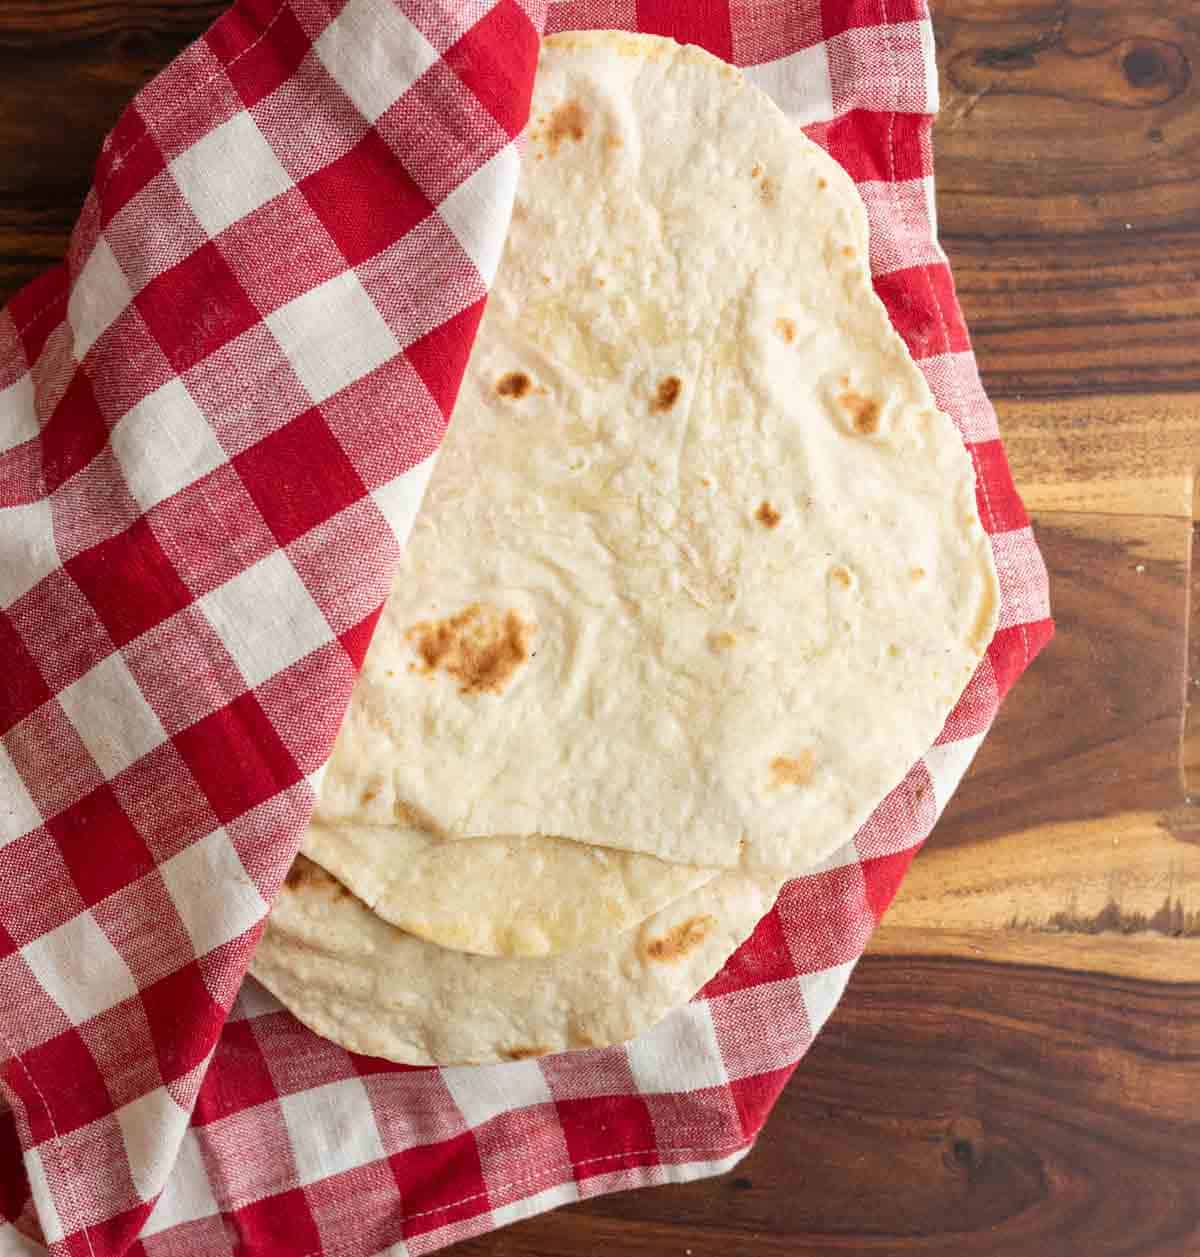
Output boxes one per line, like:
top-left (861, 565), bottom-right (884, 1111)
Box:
top-left (315, 31), bottom-right (999, 876)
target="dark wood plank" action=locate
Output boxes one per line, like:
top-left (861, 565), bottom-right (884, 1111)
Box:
top-left (457, 953), bottom-right (1200, 1257)
top-left (932, 0), bottom-right (1200, 399)
top-left (0, 1), bottom-right (221, 301)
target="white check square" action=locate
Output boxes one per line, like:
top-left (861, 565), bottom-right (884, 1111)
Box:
top-left (442, 1058), bottom-right (552, 1129)
top-left (57, 653), bottom-right (168, 779)
top-left (110, 377), bottom-right (228, 511)
top-left (170, 111), bottom-right (294, 239)
top-left (626, 1002), bottom-right (728, 1095)
top-left (0, 495), bottom-right (56, 607)
top-left (0, 371), bottom-right (36, 454)
top-left (116, 1090), bottom-right (191, 1198)
top-left (141, 1128), bottom-right (220, 1236)
top-left (22, 910), bottom-right (137, 1024)
top-left (199, 549), bottom-right (332, 689)
top-left (0, 743), bottom-right (42, 847)
top-left (370, 450), bottom-right (438, 544)
top-left (314, 0), bottom-right (439, 124)
top-left (437, 144), bottom-right (520, 286)
top-left (159, 827), bottom-right (268, 957)
top-left (745, 43), bottom-right (834, 125)
top-left (24, 1149), bottom-right (65, 1244)
top-left (280, 1078), bottom-right (387, 1184)
top-left (266, 270), bottom-right (398, 404)
top-left (798, 959), bottom-right (857, 1037)
top-left (68, 237), bottom-right (133, 361)
top-left (923, 734), bottom-right (986, 816)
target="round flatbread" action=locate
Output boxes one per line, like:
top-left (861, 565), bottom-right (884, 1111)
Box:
top-left (302, 821), bottom-right (717, 957)
top-left (251, 856), bottom-right (782, 1065)
top-left (315, 31), bottom-right (999, 894)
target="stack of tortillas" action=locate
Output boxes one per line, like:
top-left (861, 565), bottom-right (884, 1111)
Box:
top-left (250, 31), bottom-right (999, 1066)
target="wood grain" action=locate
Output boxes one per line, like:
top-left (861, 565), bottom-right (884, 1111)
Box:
top-left (1, 0), bottom-right (1198, 1253)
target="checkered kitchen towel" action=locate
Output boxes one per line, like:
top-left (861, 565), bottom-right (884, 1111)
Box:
top-left (0, 0), bottom-right (1052, 1252)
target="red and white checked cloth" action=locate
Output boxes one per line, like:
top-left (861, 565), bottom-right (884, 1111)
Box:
top-left (0, 1), bottom-right (1052, 1252)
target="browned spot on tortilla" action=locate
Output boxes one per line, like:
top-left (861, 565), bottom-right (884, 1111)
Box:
top-left (700, 476), bottom-right (712, 487)
top-left (361, 785), bottom-right (379, 803)
top-left (888, 643), bottom-right (901, 658)
top-left (708, 630), bottom-right (737, 652)
top-left (911, 566), bottom-right (927, 580)
top-left (841, 245), bottom-right (856, 259)
top-left (651, 376), bottom-right (682, 412)
top-left (535, 152), bottom-right (544, 161)
top-left (830, 566), bottom-right (852, 589)
top-left (405, 604), bottom-right (535, 695)
top-left (570, 1032), bottom-right (597, 1049)
top-left (503, 1045), bottom-right (550, 1061)
top-left (755, 501), bottom-right (781, 529)
top-left (606, 134), bottom-right (623, 149)
top-left (285, 856), bottom-right (350, 900)
top-left (775, 317), bottom-right (796, 343)
top-left (496, 371), bottom-right (532, 399)
top-left (750, 163), bottom-right (762, 177)
top-left (771, 751), bottom-right (815, 788)
top-left (284, 859), bottom-right (309, 889)
top-left (817, 177), bottom-right (828, 189)
top-left (643, 915), bottom-right (715, 962)
top-left (839, 391), bottom-right (881, 435)
top-left (545, 100), bottom-right (586, 152)
top-left (758, 176), bottom-right (777, 204)
top-left (541, 274), bottom-right (552, 285)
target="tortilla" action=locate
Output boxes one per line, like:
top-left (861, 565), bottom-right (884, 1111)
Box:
top-left (314, 30), bottom-right (998, 888)
top-left (302, 821), bottom-right (717, 957)
top-left (251, 856), bottom-right (782, 1065)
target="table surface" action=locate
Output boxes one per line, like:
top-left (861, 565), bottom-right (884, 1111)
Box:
top-left (2, 1), bottom-right (1198, 1254)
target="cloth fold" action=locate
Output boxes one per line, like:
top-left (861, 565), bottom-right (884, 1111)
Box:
top-left (0, 1), bottom-right (1051, 1253)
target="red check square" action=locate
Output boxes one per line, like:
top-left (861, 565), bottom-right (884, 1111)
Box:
top-left (39, 370), bottom-right (108, 493)
top-left (229, 1188), bottom-right (321, 1255)
top-left (233, 407), bottom-right (366, 547)
top-left (46, 784), bottom-right (155, 908)
top-left (211, 2), bottom-right (313, 108)
top-left (194, 1019), bottom-right (279, 1125)
top-left (135, 242), bottom-right (262, 374)
top-left (65, 516), bottom-right (193, 648)
top-left (390, 1131), bottom-right (485, 1238)
top-left (172, 692), bottom-right (301, 825)
top-left (141, 961), bottom-right (226, 1084)
top-left (96, 108), bottom-right (168, 227)
top-left (556, 1094), bottom-right (658, 1178)
top-left (443, 0), bottom-right (541, 139)
top-left (299, 130), bottom-right (433, 268)
top-left (0, 611), bottom-right (50, 735)
top-left (9, 1028), bottom-right (112, 1142)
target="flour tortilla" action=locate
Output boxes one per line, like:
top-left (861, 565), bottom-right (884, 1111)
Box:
top-left (302, 821), bottom-right (717, 958)
top-left (316, 31), bottom-right (999, 885)
top-left (251, 857), bottom-right (782, 1065)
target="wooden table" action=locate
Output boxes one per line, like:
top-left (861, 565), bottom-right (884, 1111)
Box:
top-left (2, 1), bottom-right (1197, 1253)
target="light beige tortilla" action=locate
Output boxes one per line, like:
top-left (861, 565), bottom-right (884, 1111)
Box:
top-left (316, 31), bottom-right (999, 894)
top-left (251, 856), bottom-right (782, 1065)
top-left (302, 821), bottom-right (717, 958)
